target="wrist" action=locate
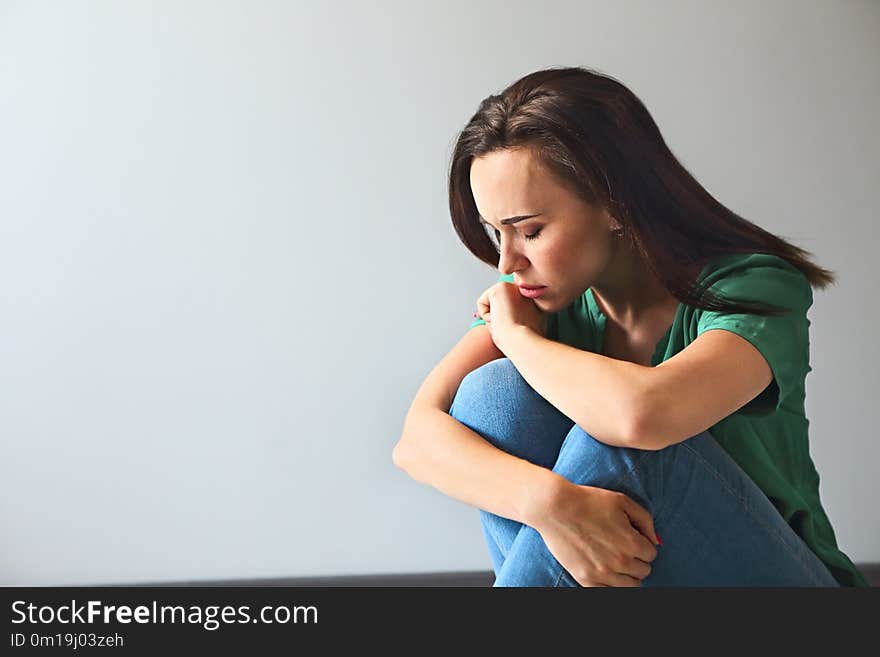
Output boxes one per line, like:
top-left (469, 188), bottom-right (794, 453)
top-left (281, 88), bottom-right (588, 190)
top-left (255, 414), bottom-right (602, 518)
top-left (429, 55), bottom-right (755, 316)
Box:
top-left (502, 324), bottom-right (540, 357)
top-left (521, 467), bottom-right (569, 531)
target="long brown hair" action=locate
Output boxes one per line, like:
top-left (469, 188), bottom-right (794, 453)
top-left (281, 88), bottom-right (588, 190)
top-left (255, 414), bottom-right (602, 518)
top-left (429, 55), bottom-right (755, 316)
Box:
top-left (448, 66), bottom-right (835, 316)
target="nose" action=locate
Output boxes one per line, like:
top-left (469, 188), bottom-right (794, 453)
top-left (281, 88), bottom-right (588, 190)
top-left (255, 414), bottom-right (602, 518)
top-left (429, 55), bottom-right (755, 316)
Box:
top-left (498, 241), bottom-right (529, 277)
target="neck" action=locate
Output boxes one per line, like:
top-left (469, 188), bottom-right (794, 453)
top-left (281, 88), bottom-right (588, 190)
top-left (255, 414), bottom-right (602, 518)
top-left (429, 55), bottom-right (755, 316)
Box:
top-left (590, 242), bottom-right (677, 332)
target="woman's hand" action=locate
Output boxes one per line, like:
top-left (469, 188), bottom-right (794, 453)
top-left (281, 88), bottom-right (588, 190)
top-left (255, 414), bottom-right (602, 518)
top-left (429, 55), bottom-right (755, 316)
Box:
top-left (476, 282), bottom-right (548, 353)
top-left (534, 480), bottom-right (661, 587)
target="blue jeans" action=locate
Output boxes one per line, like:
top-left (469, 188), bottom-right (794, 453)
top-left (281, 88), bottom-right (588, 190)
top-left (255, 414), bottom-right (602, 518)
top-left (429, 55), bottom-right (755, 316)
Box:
top-left (448, 358), bottom-right (840, 587)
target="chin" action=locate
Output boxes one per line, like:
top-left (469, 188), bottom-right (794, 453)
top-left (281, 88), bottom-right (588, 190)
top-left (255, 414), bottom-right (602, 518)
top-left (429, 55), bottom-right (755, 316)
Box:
top-left (541, 290), bottom-right (576, 313)
top-left (533, 295), bottom-right (557, 312)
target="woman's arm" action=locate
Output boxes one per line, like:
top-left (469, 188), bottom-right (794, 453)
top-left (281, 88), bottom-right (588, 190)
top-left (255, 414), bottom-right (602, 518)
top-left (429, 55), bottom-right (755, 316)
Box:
top-left (392, 324), bottom-right (565, 527)
top-left (393, 324), bottom-right (659, 585)
top-left (505, 325), bottom-right (774, 452)
top-left (500, 326), bottom-right (647, 448)
top-left (395, 404), bottom-right (658, 586)
top-left (394, 405), bottom-right (564, 527)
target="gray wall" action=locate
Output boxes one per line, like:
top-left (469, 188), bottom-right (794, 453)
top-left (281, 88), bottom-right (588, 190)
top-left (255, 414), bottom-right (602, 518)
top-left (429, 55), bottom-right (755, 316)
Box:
top-left (1, 0), bottom-right (876, 585)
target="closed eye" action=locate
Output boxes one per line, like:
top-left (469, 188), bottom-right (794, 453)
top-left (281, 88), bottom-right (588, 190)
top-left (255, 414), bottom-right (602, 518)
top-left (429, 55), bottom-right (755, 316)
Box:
top-left (485, 226), bottom-right (542, 247)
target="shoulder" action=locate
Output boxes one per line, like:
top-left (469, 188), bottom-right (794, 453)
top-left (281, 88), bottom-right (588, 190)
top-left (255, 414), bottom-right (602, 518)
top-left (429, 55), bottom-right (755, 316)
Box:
top-left (697, 252), bottom-right (813, 310)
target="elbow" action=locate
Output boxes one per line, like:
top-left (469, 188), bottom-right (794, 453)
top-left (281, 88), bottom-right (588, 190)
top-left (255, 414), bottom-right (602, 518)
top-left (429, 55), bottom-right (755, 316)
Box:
top-left (393, 405), bottom-right (431, 471)
top-left (392, 435), bottom-right (419, 472)
top-left (624, 414), bottom-right (661, 451)
top-left (623, 395), bottom-right (664, 452)
top-left (392, 437), bottom-right (430, 483)
top-left (391, 439), bottom-right (408, 470)
top-left (393, 413), bottom-right (419, 470)
top-left (394, 405), bottom-right (442, 474)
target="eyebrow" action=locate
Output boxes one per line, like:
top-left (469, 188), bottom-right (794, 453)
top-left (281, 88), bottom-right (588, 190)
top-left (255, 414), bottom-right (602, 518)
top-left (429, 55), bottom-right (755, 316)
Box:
top-left (478, 213), bottom-right (542, 227)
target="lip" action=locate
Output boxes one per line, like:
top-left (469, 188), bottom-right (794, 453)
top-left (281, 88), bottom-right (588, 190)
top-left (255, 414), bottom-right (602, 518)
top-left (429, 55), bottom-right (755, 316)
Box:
top-left (517, 284), bottom-right (546, 290)
top-left (518, 285), bottom-right (547, 299)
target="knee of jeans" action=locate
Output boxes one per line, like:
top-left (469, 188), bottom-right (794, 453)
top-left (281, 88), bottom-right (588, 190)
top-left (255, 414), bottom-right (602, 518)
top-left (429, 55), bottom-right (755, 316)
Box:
top-left (449, 357), bottom-right (520, 421)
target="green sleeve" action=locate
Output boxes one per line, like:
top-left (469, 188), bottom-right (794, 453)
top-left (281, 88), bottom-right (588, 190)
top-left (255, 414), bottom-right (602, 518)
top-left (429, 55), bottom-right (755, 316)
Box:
top-left (695, 259), bottom-right (813, 416)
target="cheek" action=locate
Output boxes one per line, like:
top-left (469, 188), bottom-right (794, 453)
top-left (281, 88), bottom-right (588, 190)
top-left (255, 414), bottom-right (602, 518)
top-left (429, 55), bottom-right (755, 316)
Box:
top-left (544, 238), bottom-right (575, 262)
top-left (549, 239), bottom-right (585, 268)
top-left (563, 238), bottom-right (605, 282)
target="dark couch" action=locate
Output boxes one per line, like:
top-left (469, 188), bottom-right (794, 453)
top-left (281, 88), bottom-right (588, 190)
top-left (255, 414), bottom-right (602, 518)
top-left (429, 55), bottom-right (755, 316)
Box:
top-left (129, 564), bottom-right (879, 587)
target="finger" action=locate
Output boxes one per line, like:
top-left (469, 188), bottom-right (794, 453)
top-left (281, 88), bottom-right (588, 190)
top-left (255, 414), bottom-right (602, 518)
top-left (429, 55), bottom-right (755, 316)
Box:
top-left (603, 571), bottom-right (643, 587)
top-left (633, 536), bottom-right (659, 564)
top-left (600, 550), bottom-right (652, 585)
top-left (621, 496), bottom-right (660, 546)
top-left (573, 577), bottom-right (605, 588)
top-left (625, 521), bottom-right (659, 563)
top-left (622, 557), bottom-right (652, 581)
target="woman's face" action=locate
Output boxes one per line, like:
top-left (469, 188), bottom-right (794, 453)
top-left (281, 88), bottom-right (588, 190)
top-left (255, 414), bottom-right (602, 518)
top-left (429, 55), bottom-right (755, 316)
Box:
top-left (469, 145), bottom-right (621, 313)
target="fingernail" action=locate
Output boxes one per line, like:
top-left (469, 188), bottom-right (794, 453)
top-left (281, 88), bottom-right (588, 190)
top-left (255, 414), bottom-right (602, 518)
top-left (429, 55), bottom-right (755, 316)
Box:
top-left (656, 533), bottom-right (663, 546)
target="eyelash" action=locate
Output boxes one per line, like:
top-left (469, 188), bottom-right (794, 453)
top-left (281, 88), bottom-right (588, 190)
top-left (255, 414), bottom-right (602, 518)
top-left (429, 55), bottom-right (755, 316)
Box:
top-left (492, 228), bottom-right (542, 242)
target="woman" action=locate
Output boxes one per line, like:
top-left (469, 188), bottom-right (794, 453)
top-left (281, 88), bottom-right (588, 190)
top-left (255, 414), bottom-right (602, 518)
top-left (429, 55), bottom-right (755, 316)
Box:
top-left (392, 66), bottom-right (867, 587)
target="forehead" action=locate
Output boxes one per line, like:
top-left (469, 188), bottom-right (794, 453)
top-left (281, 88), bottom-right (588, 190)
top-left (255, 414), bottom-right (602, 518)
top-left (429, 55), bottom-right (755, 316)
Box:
top-left (469, 147), bottom-right (547, 195)
top-left (470, 147), bottom-right (563, 223)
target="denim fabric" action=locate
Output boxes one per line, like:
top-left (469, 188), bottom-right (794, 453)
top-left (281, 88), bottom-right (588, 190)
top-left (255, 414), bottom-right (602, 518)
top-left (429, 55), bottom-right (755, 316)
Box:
top-left (449, 358), bottom-right (839, 587)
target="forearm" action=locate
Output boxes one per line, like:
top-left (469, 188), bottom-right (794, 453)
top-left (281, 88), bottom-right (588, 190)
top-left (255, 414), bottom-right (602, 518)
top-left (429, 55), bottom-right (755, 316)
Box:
top-left (393, 406), bottom-right (562, 527)
top-left (502, 326), bottom-right (649, 448)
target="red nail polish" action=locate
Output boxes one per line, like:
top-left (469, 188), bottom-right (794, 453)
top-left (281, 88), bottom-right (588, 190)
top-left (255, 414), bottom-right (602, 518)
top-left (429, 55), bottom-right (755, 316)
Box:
top-left (656, 533), bottom-right (663, 546)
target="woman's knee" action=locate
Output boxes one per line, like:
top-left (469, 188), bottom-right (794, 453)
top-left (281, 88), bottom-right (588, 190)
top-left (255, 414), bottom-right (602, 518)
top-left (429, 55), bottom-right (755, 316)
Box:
top-left (551, 424), bottom-right (663, 514)
top-left (449, 358), bottom-right (573, 467)
top-left (449, 357), bottom-right (523, 421)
